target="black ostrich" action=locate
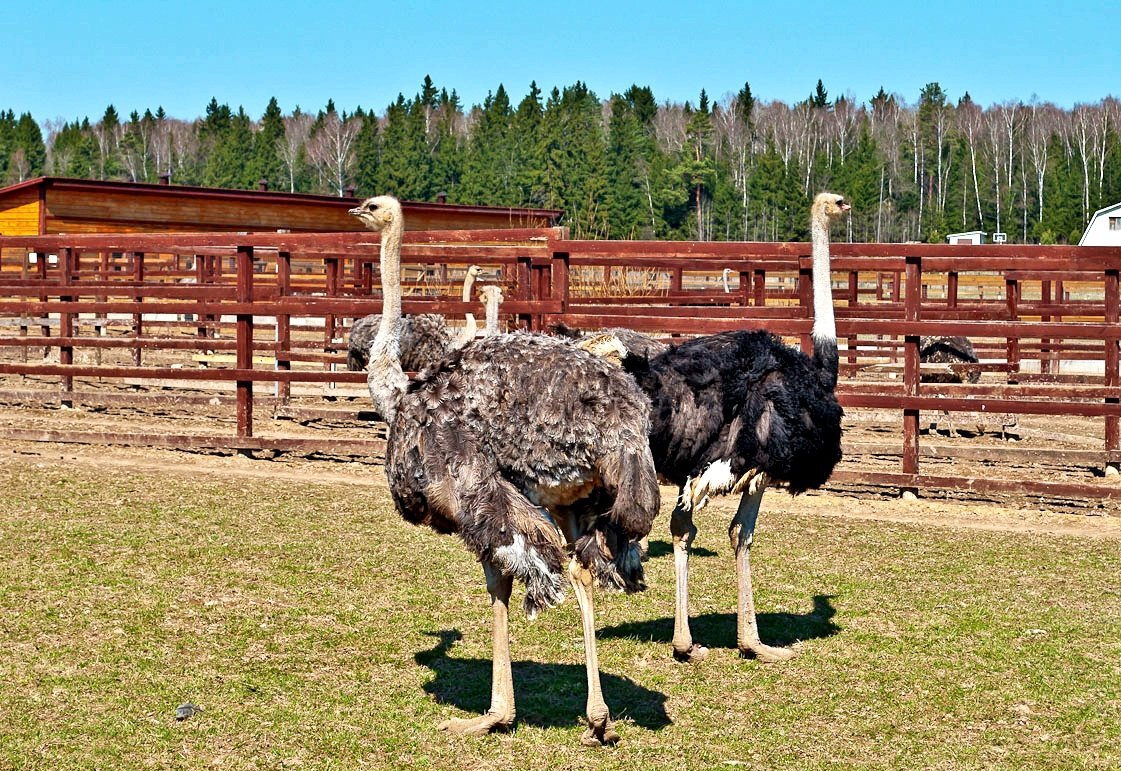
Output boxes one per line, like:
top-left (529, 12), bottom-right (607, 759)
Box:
top-left (621, 192), bottom-right (849, 663)
top-left (349, 195), bottom-right (660, 746)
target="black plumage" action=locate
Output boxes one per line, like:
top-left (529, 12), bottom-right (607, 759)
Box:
top-left (620, 192), bottom-right (849, 664)
top-left (625, 329), bottom-right (843, 495)
top-left (919, 335), bottom-right (982, 384)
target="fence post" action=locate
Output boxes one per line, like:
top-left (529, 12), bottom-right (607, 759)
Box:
top-left (59, 247), bottom-right (74, 406)
top-left (847, 270), bottom-right (859, 367)
top-left (132, 252), bottom-right (144, 366)
top-left (798, 262), bottom-right (812, 355)
top-left (902, 255), bottom-right (922, 498)
top-left (277, 251), bottom-right (292, 404)
top-left (551, 247), bottom-right (570, 323)
top-left (236, 245), bottom-right (254, 438)
top-left (517, 255), bottom-right (533, 330)
top-left (1006, 277), bottom-right (1020, 384)
top-left (324, 256), bottom-right (339, 356)
top-left (1040, 279), bottom-right (1052, 376)
top-left (1105, 268), bottom-right (1119, 476)
top-left (753, 268), bottom-right (766, 307)
top-left (37, 249), bottom-right (49, 357)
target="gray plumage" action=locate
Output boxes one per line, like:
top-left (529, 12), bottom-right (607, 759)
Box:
top-left (386, 333), bottom-right (660, 611)
top-left (919, 335), bottom-right (982, 384)
top-left (349, 194), bottom-right (660, 746)
top-left (347, 313), bottom-right (452, 372)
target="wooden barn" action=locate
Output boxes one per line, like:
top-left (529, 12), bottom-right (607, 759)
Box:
top-left (0, 176), bottom-right (562, 236)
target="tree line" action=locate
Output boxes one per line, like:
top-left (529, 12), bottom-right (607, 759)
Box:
top-left (2, 76), bottom-right (1119, 243)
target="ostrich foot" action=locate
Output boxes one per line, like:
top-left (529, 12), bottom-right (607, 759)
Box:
top-left (672, 643), bottom-right (710, 663)
top-left (580, 716), bottom-right (620, 747)
top-left (438, 712), bottom-right (513, 736)
top-left (739, 641), bottom-right (796, 663)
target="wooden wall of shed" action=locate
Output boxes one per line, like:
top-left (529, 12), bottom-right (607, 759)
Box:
top-left (41, 187), bottom-right (553, 234)
top-left (0, 188), bottom-right (41, 236)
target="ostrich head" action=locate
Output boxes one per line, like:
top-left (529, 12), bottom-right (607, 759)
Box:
top-left (479, 284), bottom-right (504, 306)
top-left (348, 195), bottom-right (402, 232)
top-left (812, 192), bottom-right (851, 223)
top-left (577, 333), bottom-right (628, 365)
top-left (466, 265), bottom-right (482, 281)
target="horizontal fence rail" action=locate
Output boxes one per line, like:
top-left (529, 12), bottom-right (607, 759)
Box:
top-left (1, 230), bottom-right (1119, 503)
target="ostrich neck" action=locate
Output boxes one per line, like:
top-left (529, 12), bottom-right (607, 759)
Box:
top-left (810, 213), bottom-right (836, 343)
top-left (458, 270), bottom-right (477, 344)
top-left (368, 218), bottom-right (407, 422)
top-left (484, 293), bottom-right (500, 335)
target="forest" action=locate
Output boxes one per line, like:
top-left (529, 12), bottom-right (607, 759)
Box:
top-left (1, 76), bottom-right (1118, 244)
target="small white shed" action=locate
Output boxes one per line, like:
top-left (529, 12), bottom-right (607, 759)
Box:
top-left (1079, 202), bottom-right (1121, 246)
top-left (946, 231), bottom-right (986, 245)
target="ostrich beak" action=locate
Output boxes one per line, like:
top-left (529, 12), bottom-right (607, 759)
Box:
top-left (348, 207), bottom-right (363, 217)
top-left (840, 203), bottom-right (851, 212)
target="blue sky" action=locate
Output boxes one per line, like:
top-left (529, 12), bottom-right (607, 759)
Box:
top-left (4, 0), bottom-right (1117, 124)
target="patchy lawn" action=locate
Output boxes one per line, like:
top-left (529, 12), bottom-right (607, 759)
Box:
top-left (1, 456), bottom-right (1119, 770)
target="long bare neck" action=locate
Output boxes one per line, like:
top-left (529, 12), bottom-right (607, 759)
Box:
top-left (483, 289), bottom-right (502, 335)
top-left (368, 217), bottom-right (408, 421)
top-left (454, 269), bottom-right (478, 348)
top-left (810, 209), bottom-right (839, 390)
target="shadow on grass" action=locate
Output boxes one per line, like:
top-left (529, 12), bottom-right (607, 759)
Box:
top-left (599, 594), bottom-right (840, 651)
top-left (415, 630), bottom-right (671, 730)
top-left (645, 539), bottom-right (717, 559)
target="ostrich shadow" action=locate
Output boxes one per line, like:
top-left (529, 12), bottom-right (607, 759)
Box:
top-left (414, 630), bottom-right (671, 731)
top-left (645, 539), bottom-right (717, 559)
top-left (599, 594), bottom-right (840, 651)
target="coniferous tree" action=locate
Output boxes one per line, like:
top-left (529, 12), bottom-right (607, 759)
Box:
top-left (253, 97), bottom-right (286, 190)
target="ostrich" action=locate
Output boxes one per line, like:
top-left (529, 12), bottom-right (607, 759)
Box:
top-left (550, 322), bottom-right (668, 360)
top-left (346, 265), bottom-right (482, 371)
top-left (622, 192), bottom-right (849, 663)
top-left (919, 336), bottom-right (1018, 438)
top-left (349, 195), bottom-right (660, 746)
top-left (721, 267), bottom-right (733, 294)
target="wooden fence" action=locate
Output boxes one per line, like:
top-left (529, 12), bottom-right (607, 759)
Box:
top-left (0, 229), bottom-right (1119, 502)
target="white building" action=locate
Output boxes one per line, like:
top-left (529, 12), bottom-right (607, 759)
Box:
top-left (946, 230), bottom-right (986, 245)
top-left (1079, 202), bottom-right (1121, 246)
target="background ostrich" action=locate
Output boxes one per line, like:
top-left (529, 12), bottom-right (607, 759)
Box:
top-left (550, 322), bottom-right (668, 360)
top-left (721, 267), bottom-right (733, 294)
top-left (346, 265), bottom-right (481, 371)
top-left (478, 284), bottom-right (504, 336)
top-left (622, 192), bottom-right (849, 663)
top-left (349, 195), bottom-right (660, 747)
top-left (919, 336), bottom-right (1018, 439)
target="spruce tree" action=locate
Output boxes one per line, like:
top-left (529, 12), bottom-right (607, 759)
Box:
top-left (253, 97), bottom-right (286, 190)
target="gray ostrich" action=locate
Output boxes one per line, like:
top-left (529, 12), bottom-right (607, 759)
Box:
top-left (346, 265), bottom-right (482, 371)
top-left (622, 193), bottom-right (849, 663)
top-left (349, 195), bottom-right (660, 746)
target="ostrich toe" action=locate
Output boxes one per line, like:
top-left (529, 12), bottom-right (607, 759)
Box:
top-left (438, 711), bottom-right (513, 736)
top-left (740, 640), bottom-right (797, 663)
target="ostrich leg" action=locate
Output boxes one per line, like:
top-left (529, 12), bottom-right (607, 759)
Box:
top-left (568, 560), bottom-right (620, 746)
top-left (439, 562), bottom-right (516, 735)
top-left (670, 499), bottom-right (708, 662)
top-left (729, 481), bottom-right (795, 663)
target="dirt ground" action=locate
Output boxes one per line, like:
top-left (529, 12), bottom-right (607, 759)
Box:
top-left (1, 370), bottom-right (1118, 538)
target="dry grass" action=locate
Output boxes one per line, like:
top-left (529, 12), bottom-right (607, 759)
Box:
top-left (1, 459), bottom-right (1120, 770)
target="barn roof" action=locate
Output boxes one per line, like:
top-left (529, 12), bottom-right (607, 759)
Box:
top-left (0, 176), bottom-right (562, 227)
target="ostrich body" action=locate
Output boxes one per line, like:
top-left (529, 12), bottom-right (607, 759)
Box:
top-left (350, 196), bottom-right (660, 746)
top-left (919, 336), bottom-right (1018, 438)
top-left (346, 265), bottom-right (481, 371)
top-left (623, 193), bottom-right (849, 663)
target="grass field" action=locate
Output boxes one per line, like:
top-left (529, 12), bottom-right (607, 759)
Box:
top-left (1, 457), bottom-right (1120, 770)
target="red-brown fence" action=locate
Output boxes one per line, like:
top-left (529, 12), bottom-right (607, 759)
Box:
top-left (1, 229), bottom-right (1119, 503)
